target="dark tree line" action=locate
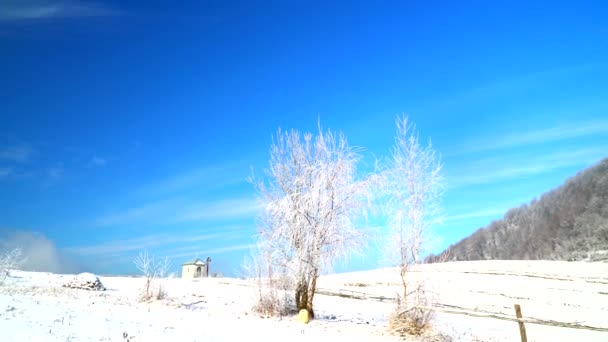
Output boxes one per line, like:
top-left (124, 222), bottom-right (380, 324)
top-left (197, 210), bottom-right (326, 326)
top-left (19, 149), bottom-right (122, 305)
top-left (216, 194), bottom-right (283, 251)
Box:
top-left (427, 158), bottom-right (608, 263)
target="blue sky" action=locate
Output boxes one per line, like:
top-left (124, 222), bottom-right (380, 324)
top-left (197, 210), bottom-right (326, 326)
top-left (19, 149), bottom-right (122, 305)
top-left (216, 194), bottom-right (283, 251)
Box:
top-left (1, 1), bottom-right (607, 276)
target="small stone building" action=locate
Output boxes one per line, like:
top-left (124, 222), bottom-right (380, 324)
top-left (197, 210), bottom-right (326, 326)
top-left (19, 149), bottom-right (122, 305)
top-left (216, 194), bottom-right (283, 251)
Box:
top-left (181, 257), bottom-right (211, 279)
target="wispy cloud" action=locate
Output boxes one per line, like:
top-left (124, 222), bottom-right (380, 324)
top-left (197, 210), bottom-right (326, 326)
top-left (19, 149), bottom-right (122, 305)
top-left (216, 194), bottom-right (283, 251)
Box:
top-left (47, 167), bottom-right (63, 180)
top-left (165, 243), bottom-right (256, 260)
top-left (448, 145), bottom-right (607, 188)
top-left (90, 156), bottom-right (107, 166)
top-left (63, 226), bottom-right (251, 257)
top-left (172, 198), bottom-right (261, 223)
top-left (0, 142), bottom-right (66, 185)
top-left (36, 166), bottom-right (64, 187)
top-left (453, 119), bottom-right (608, 155)
top-left (433, 64), bottom-right (600, 114)
top-left (0, 0), bottom-right (119, 21)
top-left (94, 196), bottom-right (260, 227)
top-left (94, 198), bottom-right (183, 226)
top-left (88, 242), bottom-right (256, 270)
top-left (0, 167), bottom-right (12, 178)
top-left (0, 143), bottom-right (33, 162)
top-left (445, 208), bottom-right (506, 223)
top-left (135, 161), bottom-right (248, 198)
top-left (0, 165), bottom-right (66, 185)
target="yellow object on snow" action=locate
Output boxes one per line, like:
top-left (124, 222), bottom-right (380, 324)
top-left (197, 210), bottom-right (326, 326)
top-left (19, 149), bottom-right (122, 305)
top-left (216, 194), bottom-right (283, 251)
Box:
top-left (297, 309), bottom-right (310, 324)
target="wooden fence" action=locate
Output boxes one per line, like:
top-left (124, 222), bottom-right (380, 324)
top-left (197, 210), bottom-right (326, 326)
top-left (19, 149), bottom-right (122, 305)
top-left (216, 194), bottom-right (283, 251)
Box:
top-left (315, 287), bottom-right (608, 334)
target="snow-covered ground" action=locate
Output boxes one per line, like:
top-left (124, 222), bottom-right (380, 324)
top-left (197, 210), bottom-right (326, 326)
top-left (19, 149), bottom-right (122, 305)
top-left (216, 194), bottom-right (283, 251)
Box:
top-left (1, 260), bottom-right (607, 341)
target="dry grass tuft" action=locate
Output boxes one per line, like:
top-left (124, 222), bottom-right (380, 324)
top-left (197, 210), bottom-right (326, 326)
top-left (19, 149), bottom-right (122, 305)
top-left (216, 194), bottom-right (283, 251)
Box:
top-left (251, 280), bottom-right (295, 318)
top-left (133, 250), bottom-right (171, 303)
top-left (389, 306), bottom-right (434, 337)
top-left (389, 289), bottom-right (435, 338)
top-left (137, 276), bottom-right (168, 302)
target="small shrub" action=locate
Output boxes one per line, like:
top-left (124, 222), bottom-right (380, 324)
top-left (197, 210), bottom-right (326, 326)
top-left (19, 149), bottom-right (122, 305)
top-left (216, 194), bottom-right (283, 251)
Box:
top-left (0, 247), bottom-right (25, 285)
top-left (389, 291), bottom-right (434, 338)
top-left (252, 283), bottom-right (295, 317)
top-left (243, 250), bottom-right (295, 318)
top-left (389, 306), bottom-right (434, 337)
top-left (154, 281), bottom-right (167, 300)
top-left (133, 250), bottom-right (171, 302)
top-left (252, 290), bottom-right (280, 317)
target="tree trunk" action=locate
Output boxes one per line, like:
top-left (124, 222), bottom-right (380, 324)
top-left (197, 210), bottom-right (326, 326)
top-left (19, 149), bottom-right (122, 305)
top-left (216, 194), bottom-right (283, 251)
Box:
top-left (306, 274), bottom-right (317, 319)
top-left (295, 279), bottom-right (308, 312)
top-left (400, 265), bottom-right (408, 304)
top-left (295, 277), bottom-right (315, 319)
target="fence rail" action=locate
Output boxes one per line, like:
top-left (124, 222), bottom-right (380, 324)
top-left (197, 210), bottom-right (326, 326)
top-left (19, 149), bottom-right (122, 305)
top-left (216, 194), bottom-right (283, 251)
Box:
top-left (315, 287), bottom-right (608, 333)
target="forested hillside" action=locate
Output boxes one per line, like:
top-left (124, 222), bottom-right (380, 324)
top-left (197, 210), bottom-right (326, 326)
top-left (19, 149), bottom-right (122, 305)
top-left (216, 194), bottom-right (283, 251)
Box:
top-left (429, 158), bottom-right (608, 263)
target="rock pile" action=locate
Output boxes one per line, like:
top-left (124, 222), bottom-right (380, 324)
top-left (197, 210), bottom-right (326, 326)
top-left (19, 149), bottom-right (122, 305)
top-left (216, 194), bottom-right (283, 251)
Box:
top-left (63, 273), bottom-right (106, 291)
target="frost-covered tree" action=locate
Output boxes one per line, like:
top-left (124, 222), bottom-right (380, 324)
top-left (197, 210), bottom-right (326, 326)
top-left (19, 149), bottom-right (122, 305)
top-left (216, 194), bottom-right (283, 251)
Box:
top-left (133, 250), bottom-right (172, 301)
top-left (384, 115), bottom-right (444, 301)
top-left (0, 247), bottom-right (25, 285)
top-left (437, 158), bottom-right (608, 263)
top-left (250, 123), bottom-right (373, 318)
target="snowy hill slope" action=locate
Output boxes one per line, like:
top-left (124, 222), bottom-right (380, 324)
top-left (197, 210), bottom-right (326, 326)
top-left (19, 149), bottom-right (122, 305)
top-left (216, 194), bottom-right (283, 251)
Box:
top-left (1, 260), bottom-right (606, 341)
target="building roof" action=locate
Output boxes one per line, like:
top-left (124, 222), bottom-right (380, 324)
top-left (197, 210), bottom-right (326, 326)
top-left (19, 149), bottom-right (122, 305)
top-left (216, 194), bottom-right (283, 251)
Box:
top-left (182, 258), bottom-right (206, 266)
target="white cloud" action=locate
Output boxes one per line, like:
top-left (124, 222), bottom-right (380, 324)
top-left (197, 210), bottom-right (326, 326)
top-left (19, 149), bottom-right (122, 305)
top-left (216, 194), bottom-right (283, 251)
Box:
top-left (0, 164), bottom-right (67, 185)
top-left (135, 161), bottom-right (247, 198)
top-left (453, 119), bottom-right (608, 155)
top-left (491, 120), bottom-right (608, 151)
top-left (171, 197), bottom-right (261, 223)
top-left (0, 4), bottom-right (60, 20)
top-left (64, 226), bottom-right (250, 257)
top-left (448, 146), bottom-right (607, 188)
top-left (88, 242), bottom-right (256, 270)
top-left (445, 208), bottom-right (506, 223)
top-left (0, 167), bottom-right (12, 178)
top-left (0, 144), bottom-right (33, 162)
top-left (94, 198), bottom-right (183, 226)
top-left (90, 156), bottom-right (107, 166)
top-left (0, 0), bottom-right (119, 21)
top-left (432, 64), bottom-right (600, 115)
top-left (47, 167), bottom-right (63, 180)
top-left (165, 243), bottom-right (256, 260)
top-left (94, 196), bottom-right (259, 227)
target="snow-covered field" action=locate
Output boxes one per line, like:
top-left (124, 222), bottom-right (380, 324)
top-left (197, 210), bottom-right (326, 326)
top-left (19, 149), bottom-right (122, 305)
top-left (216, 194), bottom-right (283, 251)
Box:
top-left (1, 260), bottom-right (607, 341)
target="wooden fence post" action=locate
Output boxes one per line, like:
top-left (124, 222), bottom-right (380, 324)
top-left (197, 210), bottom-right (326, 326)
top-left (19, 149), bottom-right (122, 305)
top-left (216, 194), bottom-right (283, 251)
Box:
top-left (514, 304), bottom-right (528, 342)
